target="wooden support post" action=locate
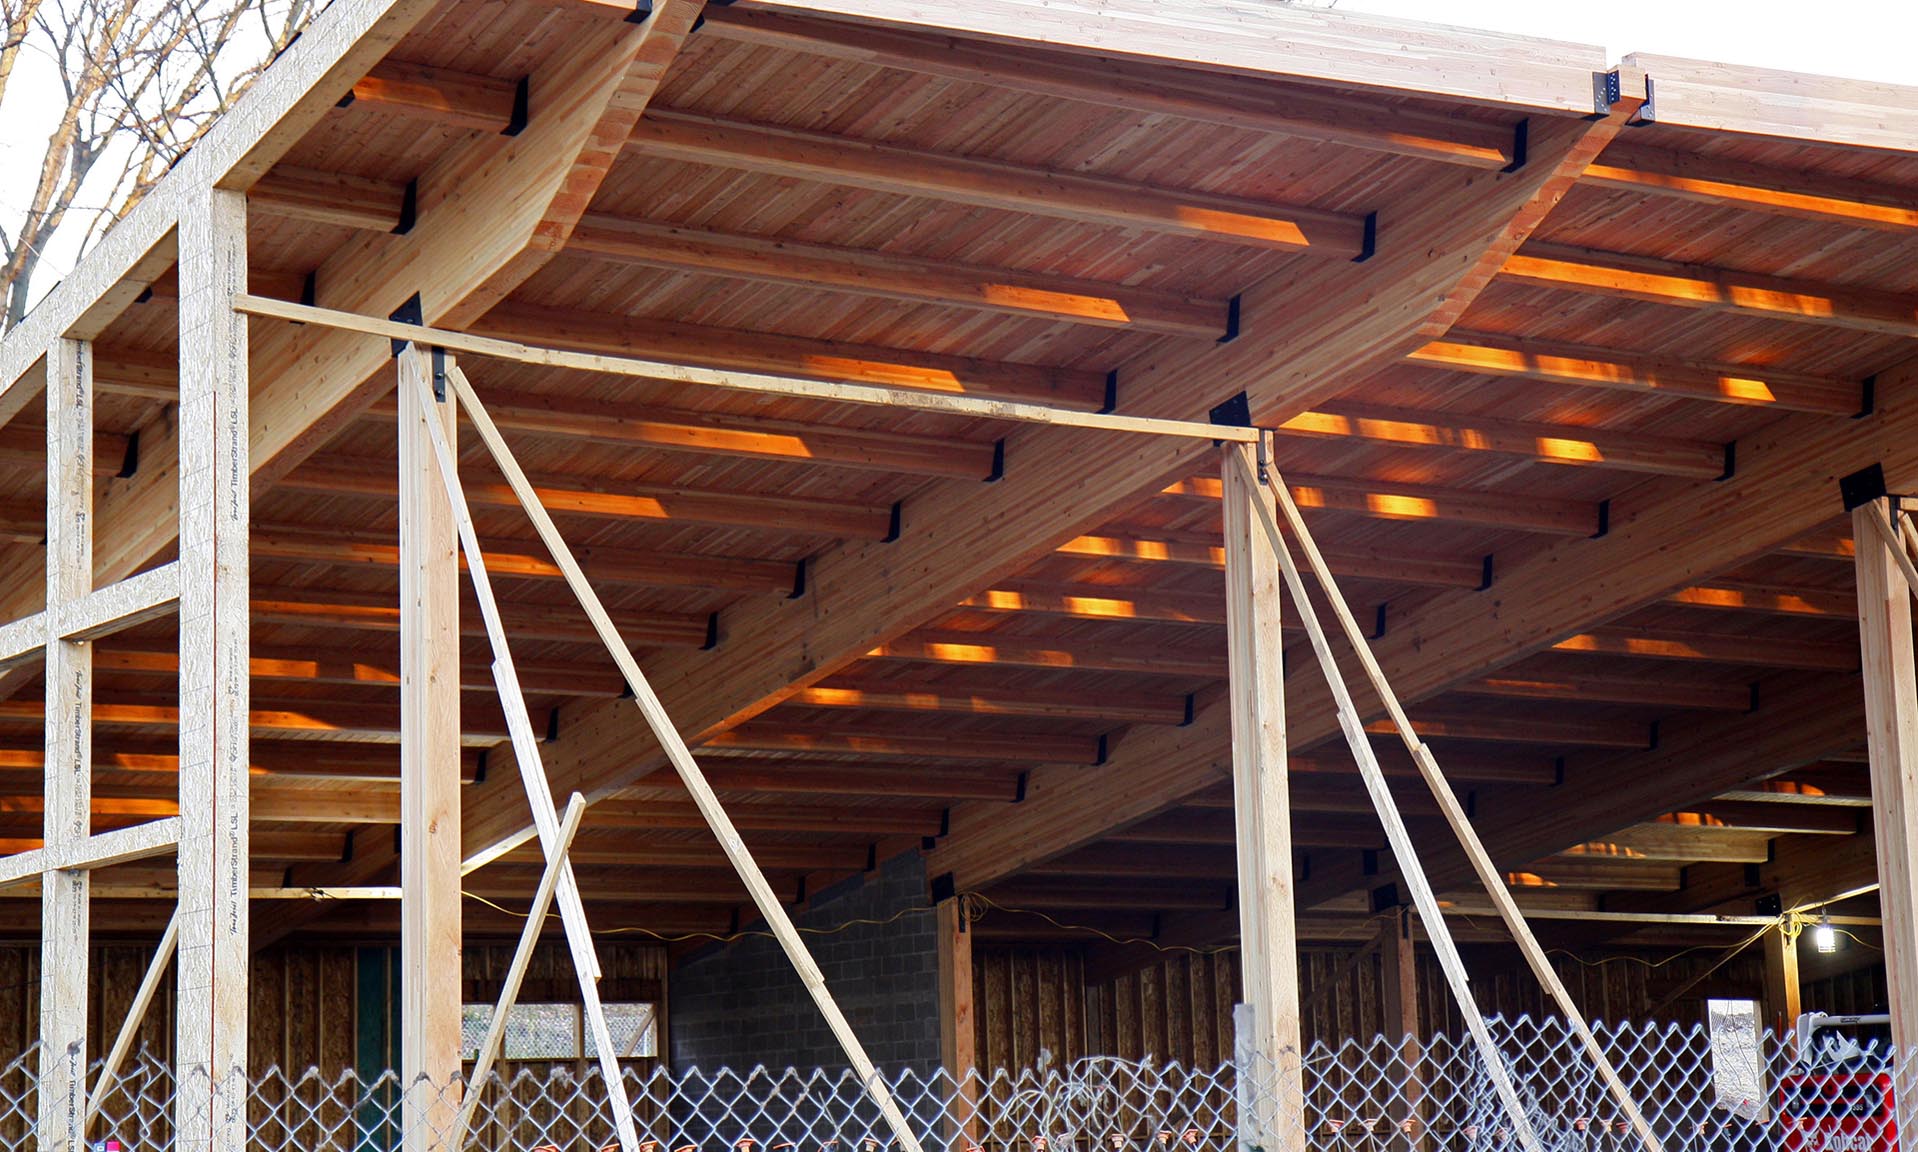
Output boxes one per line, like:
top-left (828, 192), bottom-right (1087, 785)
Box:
top-left (1378, 906), bottom-right (1419, 1042)
top-left (38, 337), bottom-right (92, 1152)
top-left (936, 896), bottom-right (980, 1141)
top-left (1377, 906), bottom-right (1424, 1144)
top-left (398, 343), bottom-right (463, 1149)
top-left (1219, 442), bottom-right (1304, 1149)
top-left (405, 364), bottom-right (637, 1152)
top-left (174, 187), bottom-right (250, 1151)
top-left (1762, 920), bottom-right (1801, 1036)
top-left (1236, 451), bottom-right (1544, 1152)
top-left (1258, 456), bottom-right (1661, 1152)
top-left (1852, 495), bottom-right (1918, 1056)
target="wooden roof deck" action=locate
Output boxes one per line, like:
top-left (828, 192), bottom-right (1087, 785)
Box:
top-left (0, 0), bottom-right (1913, 965)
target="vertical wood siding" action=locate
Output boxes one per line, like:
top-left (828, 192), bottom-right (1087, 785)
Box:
top-left (974, 945), bottom-right (1778, 1072)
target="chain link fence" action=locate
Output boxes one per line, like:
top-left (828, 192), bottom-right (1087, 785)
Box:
top-left (0, 1016), bottom-right (1902, 1151)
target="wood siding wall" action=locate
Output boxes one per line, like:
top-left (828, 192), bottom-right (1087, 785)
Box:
top-left (0, 939), bottom-right (667, 1070)
top-left (0, 941), bottom-right (359, 1072)
top-left (974, 945), bottom-right (1778, 1073)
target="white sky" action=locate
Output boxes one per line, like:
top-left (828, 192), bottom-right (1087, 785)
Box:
top-left (0, 0), bottom-right (1912, 308)
top-left (1334, 0), bottom-right (1917, 86)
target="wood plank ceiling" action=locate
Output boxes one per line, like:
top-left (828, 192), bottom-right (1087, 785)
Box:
top-left (3, 0), bottom-right (1914, 961)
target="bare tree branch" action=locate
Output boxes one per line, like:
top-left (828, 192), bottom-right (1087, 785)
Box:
top-left (0, 0), bottom-right (329, 329)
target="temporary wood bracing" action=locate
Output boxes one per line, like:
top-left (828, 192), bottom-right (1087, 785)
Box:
top-left (0, 0), bottom-right (1913, 1141)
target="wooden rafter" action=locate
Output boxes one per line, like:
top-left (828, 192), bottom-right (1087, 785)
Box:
top-left (1408, 332), bottom-right (1864, 416)
top-left (626, 111), bottom-right (1374, 258)
top-left (254, 524), bottom-right (797, 594)
top-left (280, 458), bottom-right (897, 539)
top-left (1502, 243), bottom-right (1918, 338)
top-left (1276, 403), bottom-right (1729, 477)
top-left (474, 302), bottom-right (1107, 408)
top-left (1585, 141), bottom-right (1918, 232)
top-left (1056, 532), bottom-right (1489, 589)
top-left (1164, 474), bottom-right (1603, 536)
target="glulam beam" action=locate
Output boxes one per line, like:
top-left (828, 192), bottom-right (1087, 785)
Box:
top-left (704, 724), bottom-right (1104, 764)
top-left (1503, 244), bottom-right (1918, 338)
top-left (250, 590), bottom-right (712, 649)
top-left (254, 524), bottom-right (796, 594)
top-left (1587, 142), bottom-right (1918, 232)
top-left (474, 302), bottom-right (1107, 409)
top-left (1411, 332), bottom-right (1862, 415)
top-left (280, 458), bottom-right (896, 540)
top-left (360, 385), bottom-right (1003, 479)
top-left (1276, 404), bottom-right (1729, 478)
top-left (1550, 625), bottom-right (1857, 670)
top-left (697, 7), bottom-right (1522, 167)
top-left (97, 643), bottom-right (624, 700)
top-left (1056, 532), bottom-right (1487, 589)
top-left (1164, 474), bottom-right (1601, 536)
top-left (789, 679), bottom-right (1189, 725)
top-left (866, 629), bottom-right (1224, 678)
top-left (626, 111), bottom-right (1374, 258)
top-left (567, 216), bottom-right (1230, 337)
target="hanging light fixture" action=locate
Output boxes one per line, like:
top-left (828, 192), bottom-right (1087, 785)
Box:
top-left (1813, 913), bottom-right (1838, 954)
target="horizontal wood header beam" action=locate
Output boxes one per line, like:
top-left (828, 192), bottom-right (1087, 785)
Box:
top-left (1622, 52), bottom-right (1918, 154)
top-left (236, 295), bottom-right (1261, 442)
top-left (739, 0), bottom-right (1610, 113)
top-left (699, 7), bottom-right (1521, 167)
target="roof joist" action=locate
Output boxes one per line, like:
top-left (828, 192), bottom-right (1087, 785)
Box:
top-left (475, 302), bottom-right (1108, 408)
top-left (625, 110), bottom-right (1375, 259)
top-left (1551, 625), bottom-right (1857, 670)
top-left (1408, 332), bottom-right (1864, 417)
top-left (1586, 141), bottom-right (1918, 232)
top-left (249, 170), bottom-right (1238, 340)
top-left (1457, 669), bottom-right (1754, 712)
top-left (1276, 403), bottom-right (1730, 478)
top-left (790, 679), bottom-right (1191, 726)
top-left (495, 836), bottom-right (873, 871)
top-left (360, 385), bottom-right (1001, 479)
top-left (866, 628), bottom-right (1224, 679)
top-left (1057, 532), bottom-right (1489, 590)
top-left (0, 697), bottom-right (510, 746)
top-left (1368, 709), bottom-right (1652, 750)
top-left (1503, 243), bottom-right (1918, 339)
top-left (957, 581), bottom-right (1230, 628)
top-left (1663, 803), bottom-right (1858, 836)
top-left (1165, 474), bottom-right (1602, 536)
top-left (0, 740), bottom-right (478, 784)
top-left (255, 524), bottom-right (797, 594)
top-left (703, 723), bottom-right (1105, 764)
top-left (566, 216), bottom-right (1233, 338)
top-left (250, 589), bottom-right (713, 648)
top-left (279, 458), bottom-right (898, 540)
top-left (94, 642), bottom-right (627, 699)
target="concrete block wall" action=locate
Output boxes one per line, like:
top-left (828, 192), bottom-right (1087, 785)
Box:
top-left (669, 852), bottom-right (941, 1074)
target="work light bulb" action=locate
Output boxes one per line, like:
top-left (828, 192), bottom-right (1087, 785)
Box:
top-left (1813, 915), bottom-right (1837, 954)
